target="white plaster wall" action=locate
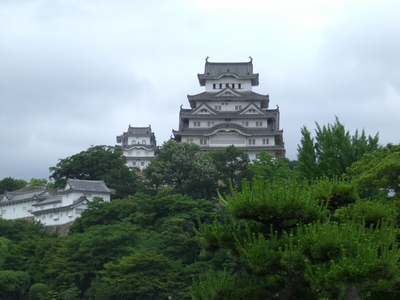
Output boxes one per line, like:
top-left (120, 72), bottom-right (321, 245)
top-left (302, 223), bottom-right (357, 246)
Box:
top-left (124, 148), bottom-right (155, 157)
top-left (62, 191), bottom-right (111, 203)
top-left (0, 200), bottom-right (37, 219)
top-left (35, 203), bottom-right (87, 226)
top-left (126, 156), bottom-right (155, 170)
top-left (205, 78), bottom-right (252, 92)
top-left (127, 136), bottom-right (151, 145)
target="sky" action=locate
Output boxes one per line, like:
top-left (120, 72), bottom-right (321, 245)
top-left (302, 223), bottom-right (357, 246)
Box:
top-left (1, 0), bottom-right (399, 181)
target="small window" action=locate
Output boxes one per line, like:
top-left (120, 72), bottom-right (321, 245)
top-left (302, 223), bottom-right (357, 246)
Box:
top-left (226, 83), bottom-right (229, 88)
top-left (242, 121), bottom-right (249, 126)
top-left (235, 105), bottom-right (242, 110)
top-left (248, 139), bottom-right (256, 145)
top-left (213, 83), bottom-right (216, 89)
top-left (256, 121), bottom-right (263, 127)
top-left (136, 151), bottom-right (141, 155)
top-left (200, 139), bottom-right (208, 145)
top-left (207, 121), bottom-right (214, 127)
top-left (232, 83), bottom-right (235, 89)
top-left (215, 106), bottom-right (221, 110)
top-left (219, 83), bottom-right (222, 89)
top-left (238, 83), bottom-right (242, 89)
top-left (132, 162), bottom-right (136, 166)
top-left (141, 162), bottom-right (145, 166)
top-left (132, 140), bottom-right (136, 144)
top-left (263, 139), bottom-right (269, 145)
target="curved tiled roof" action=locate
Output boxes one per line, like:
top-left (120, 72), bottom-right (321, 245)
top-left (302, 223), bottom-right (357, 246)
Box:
top-left (187, 89), bottom-right (269, 101)
top-left (198, 60), bottom-right (259, 86)
top-left (1, 188), bottom-right (50, 203)
top-left (187, 89), bottom-right (269, 109)
top-left (32, 195), bottom-right (62, 206)
top-left (61, 179), bottom-right (115, 194)
top-left (179, 102), bottom-right (278, 119)
top-left (173, 122), bottom-right (283, 137)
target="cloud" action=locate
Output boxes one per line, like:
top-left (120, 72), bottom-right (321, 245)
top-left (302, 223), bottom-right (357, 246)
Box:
top-left (0, 0), bottom-right (399, 180)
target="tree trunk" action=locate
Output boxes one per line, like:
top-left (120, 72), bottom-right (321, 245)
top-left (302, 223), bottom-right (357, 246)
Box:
top-left (345, 284), bottom-right (360, 300)
top-left (277, 272), bottom-right (303, 300)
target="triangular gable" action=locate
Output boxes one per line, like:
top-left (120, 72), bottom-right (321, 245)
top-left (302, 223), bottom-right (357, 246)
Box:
top-left (239, 103), bottom-right (264, 115)
top-left (191, 103), bottom-right (217, 115)
top-left (215, 88), bottom-right (242, 98)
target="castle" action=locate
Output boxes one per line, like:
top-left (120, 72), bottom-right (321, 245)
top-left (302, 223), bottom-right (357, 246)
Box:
top-left (117, 58), bottom-right (285, 167)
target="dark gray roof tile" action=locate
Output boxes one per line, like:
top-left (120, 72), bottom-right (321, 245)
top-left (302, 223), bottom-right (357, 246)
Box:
top-left (61, 179), bottom-right (115, 194)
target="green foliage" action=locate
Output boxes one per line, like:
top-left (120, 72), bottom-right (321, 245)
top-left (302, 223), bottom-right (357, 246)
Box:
top-left (296, 116), bottom-right (379, 180)
top-left (68, 196), bottom-right (140, 234)
top-left (334, 200), bottom-right (399, 227)
top-left (45, 283), bottom-right (80, 300)
top-left (347, 143), bottom-right (400, 197)
top-left (0, 218), bottom-right (48, 243)
top-left (84, 276), bottom-right (114, 300)
top-left (220, 177), bottom-right (328, 230)
top-left (49, 145), bottom-right (139, 199)
top-left (0, 237), bottom-right (12, 268)
top-left (194, 177), bottom-right (400, 299)
top-left (42, 221), bottom-right (138, 292)
top-left (28, 178), bottom-right (48, 188)
top-left (101, 250), bottom-right (179, 300)
top-left (29, 283), bottom-right (50, 300)
top-left (145, 140), bottom-right (217, 199)
top-left (303, 220), bottom-right (400, 298)
top-left (207, 145), bottom-right (253, 192)
top-left (191, 268), bottom-right (267, 300)
top-left (249, 151), bottom-right (293, 182)
top-left (0, 270), bottom-right (30, 299)
top-left (0, 177), bottom-right (27, 192)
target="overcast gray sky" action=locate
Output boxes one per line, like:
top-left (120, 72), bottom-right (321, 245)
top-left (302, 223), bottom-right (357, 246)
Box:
top-left (1, 0), bottom-right (399, 181)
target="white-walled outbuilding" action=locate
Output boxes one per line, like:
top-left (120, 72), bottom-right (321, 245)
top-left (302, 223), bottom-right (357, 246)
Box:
top-left (0, 179), bottom-right (115, 226)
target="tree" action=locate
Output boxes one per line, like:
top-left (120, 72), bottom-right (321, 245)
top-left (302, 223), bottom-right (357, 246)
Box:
top-left (0, 177), bottom-right (27, 192)
top-left (145, 140), bottom-right (217, 199)
top-left (249, 151), bottom-right (292, 181)
top-left (207, 145), bottom-right (253, 192)
top-left (101, 250), bottom-right (178, 300)
top-left (68, 196), bottom-right (140, 234)
top-left (41, 221), bottom-right (138, 292)
top-left (296, 116), bottom-right (379, 180)
top-left (49, 145), bottom-right (140, 199)
top-left (193, 177), bottom-right (400, 299)
top-left (347, 143), bottom-right (400, 198)
top-left (0, 237), bottom-right (31, 300)
top-left (28, 178), bottom-right (48, 188)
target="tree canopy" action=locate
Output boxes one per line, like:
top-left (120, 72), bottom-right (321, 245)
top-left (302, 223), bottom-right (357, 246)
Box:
top-left (49, 145), bottom-right (140, 199)
top-left (347, 143), bottom-right (400, 198)
top-left (193, 177), bottom-right (400, 299)
top-left (296, 116), bottom-right (379, 180)
top-left (145, 140), bottom-right (217, 199)
top-left (0, 177), bottom-right (27, 192)
top-left (207, 145), bottom-right (253, 193)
